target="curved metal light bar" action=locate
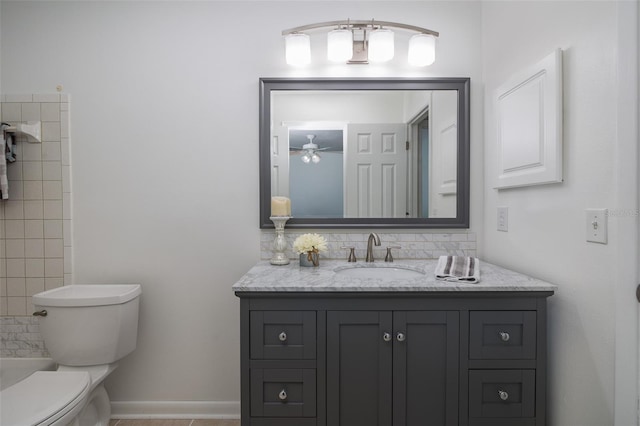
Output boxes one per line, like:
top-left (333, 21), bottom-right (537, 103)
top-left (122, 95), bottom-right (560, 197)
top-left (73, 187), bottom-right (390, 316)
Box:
top-left (282, 20), bottom-right (439, 37)
top-left (282, 19), bottom-right (439, 66)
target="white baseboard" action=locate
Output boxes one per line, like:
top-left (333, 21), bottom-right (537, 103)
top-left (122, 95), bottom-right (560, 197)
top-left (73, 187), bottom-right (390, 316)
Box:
top-left (110, 400), bottom-right (240, 419)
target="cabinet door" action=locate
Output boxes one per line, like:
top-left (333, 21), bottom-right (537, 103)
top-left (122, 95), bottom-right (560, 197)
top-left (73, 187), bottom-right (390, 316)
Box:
top-left (327, 311), bottom-right (393, 426)
top-left (393, 311), bottom-right (459, 426)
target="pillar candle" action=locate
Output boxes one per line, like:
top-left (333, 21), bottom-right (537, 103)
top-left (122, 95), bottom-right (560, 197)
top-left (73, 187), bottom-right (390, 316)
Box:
top-left (271, 196), bottom-right (291, 216)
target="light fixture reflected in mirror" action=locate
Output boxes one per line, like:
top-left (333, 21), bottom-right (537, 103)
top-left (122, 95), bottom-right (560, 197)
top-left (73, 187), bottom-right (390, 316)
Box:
top-left (282, 19), bottom-right (438, 66)
top-left (293, 134), bottom-right (325, 164)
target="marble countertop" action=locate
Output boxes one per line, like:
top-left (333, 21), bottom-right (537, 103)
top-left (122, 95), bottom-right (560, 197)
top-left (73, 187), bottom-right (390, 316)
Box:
top-left (232, 259), bottom-right (557, 293)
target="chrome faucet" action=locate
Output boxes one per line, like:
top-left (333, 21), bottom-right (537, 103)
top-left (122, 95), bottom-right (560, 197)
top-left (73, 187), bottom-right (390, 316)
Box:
top-left (365, 233), bottom-right (381, 262)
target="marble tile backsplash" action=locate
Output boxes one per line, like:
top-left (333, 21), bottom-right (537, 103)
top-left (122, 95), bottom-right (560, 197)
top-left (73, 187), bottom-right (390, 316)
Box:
top-left (260, 231), bottom-right (477, 261)
top-left (0, 316), bottom-right (49, 358)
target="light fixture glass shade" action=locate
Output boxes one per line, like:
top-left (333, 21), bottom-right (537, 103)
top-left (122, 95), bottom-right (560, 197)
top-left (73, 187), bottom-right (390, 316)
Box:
top-left (301, 152), bottom-right (311, 163)
top-left (408, 33), bottom-right (436, 66)
top-left (311, 153), bottom-right (321, 163)
top-left (327, 29), bottom-right (353, 62)
top-left (285, 33), bottom-right (311, 66)
top-left (368, 28), bottom-right (394, 62)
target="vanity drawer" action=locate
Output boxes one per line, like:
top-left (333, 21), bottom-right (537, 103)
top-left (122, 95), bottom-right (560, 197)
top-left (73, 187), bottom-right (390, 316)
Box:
top-left (250, 311), bottom-right (316, 360)
top-left (250, 368), bottom-right (316, 418)
top-left (469, 311), bottom-right (536, 360)
top-left (469, 369), bottom-right (535, 424)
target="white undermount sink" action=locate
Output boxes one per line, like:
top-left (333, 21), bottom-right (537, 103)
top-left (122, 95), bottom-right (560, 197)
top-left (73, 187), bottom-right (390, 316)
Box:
top-left (333, 265), bottom-right (425, 280)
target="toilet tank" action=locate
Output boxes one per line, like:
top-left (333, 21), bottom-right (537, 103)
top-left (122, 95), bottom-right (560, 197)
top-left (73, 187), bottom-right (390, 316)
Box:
top-left (33, 284), bottom-right (141, 366)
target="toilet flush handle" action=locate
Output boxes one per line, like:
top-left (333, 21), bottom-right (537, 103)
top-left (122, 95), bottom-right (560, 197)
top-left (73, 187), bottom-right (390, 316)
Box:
top-left (32, 310), bottom-right (47, 317)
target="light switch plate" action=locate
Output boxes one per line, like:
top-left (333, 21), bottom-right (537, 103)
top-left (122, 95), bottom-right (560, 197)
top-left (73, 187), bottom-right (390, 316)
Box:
top-left (586, 208), bottom-right (608, 244)
top-left (497, 207), bottom-right (508, 232)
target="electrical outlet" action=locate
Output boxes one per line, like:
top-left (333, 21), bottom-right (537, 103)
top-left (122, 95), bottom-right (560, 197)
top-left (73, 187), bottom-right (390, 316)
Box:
top-left (497, 207), bottom-right (508, 232)
top-left (586, 208), bottom-right (608, 244)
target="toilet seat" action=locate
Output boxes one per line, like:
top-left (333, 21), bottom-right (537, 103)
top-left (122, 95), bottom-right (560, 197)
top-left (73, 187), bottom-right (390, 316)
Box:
top-left (0, 371), bottom-right (90, 426)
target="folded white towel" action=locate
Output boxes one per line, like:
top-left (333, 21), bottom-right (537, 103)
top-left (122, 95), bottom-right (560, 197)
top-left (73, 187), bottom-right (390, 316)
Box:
top-left (435, 255), bottom-right (480, 283)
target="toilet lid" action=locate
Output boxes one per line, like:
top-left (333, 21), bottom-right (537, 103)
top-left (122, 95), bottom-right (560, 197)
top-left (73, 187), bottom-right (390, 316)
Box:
top-left (0, 371), bottom-right (90, 426)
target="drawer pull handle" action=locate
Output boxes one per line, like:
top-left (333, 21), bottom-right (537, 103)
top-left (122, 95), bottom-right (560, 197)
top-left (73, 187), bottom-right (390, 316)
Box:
top-left (278, 389), bottom-right (288, 401)
top-left (396, 332), bottom-right (406, 342)
top-left (499, 331), bottom-right (510, 342)
top-left (278, 332), bottom-right (287, 342)
top-left (383, 332), bottom-right (392, 342)
top-left (498, 390), bottom-right (509, 401)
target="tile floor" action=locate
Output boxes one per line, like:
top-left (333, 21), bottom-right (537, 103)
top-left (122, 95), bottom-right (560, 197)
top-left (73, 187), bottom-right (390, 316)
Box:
top-left (109, 420), bottom-right (240, 426)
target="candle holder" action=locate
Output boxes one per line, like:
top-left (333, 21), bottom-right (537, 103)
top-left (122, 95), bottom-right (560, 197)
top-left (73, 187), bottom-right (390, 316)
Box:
top-left (270, 216), bottom-right (292, 265)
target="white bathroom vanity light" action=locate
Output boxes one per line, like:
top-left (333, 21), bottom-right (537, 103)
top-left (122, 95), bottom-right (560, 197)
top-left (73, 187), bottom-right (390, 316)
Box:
top-left (283, 19), bottom-right (438, 66)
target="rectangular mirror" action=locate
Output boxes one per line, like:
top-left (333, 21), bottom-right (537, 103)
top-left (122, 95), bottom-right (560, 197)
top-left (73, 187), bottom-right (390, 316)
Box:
top-left (260, 78), bottom-right (470, 229)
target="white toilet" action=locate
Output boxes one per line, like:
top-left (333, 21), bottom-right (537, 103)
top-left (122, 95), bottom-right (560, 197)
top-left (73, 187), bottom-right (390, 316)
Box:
top-left (0, 284), bottom-right (141, 426)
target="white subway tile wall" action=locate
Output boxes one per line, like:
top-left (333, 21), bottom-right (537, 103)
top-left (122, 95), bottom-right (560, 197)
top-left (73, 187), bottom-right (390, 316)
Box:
top-left (0, 94), bottom-right (73, 323)
top-left (260, 231), bottom-right (477, 261)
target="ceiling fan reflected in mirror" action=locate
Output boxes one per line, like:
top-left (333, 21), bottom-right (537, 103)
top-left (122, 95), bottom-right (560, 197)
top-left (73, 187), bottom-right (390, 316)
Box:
top-left (291, 134), bottom-right (329, 164)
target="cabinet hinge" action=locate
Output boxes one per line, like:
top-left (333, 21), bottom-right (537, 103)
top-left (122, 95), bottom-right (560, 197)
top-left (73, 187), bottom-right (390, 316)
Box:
top-left (406, 141), bottom-right (410, 151)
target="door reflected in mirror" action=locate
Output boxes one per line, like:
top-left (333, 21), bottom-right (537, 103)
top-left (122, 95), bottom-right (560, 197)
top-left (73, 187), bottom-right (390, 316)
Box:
top-left (260, 78), bottom-right (470, 229)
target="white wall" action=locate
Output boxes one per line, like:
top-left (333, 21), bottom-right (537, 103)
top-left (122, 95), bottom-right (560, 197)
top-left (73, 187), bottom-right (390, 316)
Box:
top-left (0, 1), bottom-right (2, 97)
top-left (273, 91), bottom-right (409, 123)
top-left (613, 3), bottom-right (640, 424)
top-left (403, 90), bottom-right (432, 122)
top-left (0, 1), bottom-right (483, 414)
top-left (481, 2), bottom-right (634, 425)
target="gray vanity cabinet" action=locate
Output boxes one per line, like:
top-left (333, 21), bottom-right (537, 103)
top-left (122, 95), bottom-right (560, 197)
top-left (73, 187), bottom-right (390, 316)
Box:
top-left (237, 291), bottom-right (551, 426)
top-left (326, 310), bottom-right (459, 426)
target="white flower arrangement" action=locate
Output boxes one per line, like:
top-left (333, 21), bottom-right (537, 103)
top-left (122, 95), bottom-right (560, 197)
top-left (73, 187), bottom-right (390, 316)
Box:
top-left (293, 233), bottom-right (328, 254)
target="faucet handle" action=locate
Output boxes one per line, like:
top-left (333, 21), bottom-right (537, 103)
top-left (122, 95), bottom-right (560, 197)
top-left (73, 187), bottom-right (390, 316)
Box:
top-left (340, 246), bottom-right (357, 262)
top-left (385, 246), bottom-right (401, 262)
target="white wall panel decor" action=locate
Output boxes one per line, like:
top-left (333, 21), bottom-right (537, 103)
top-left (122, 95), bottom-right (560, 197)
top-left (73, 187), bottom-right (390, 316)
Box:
top-left (494, 49), bottom-right (563, 189)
